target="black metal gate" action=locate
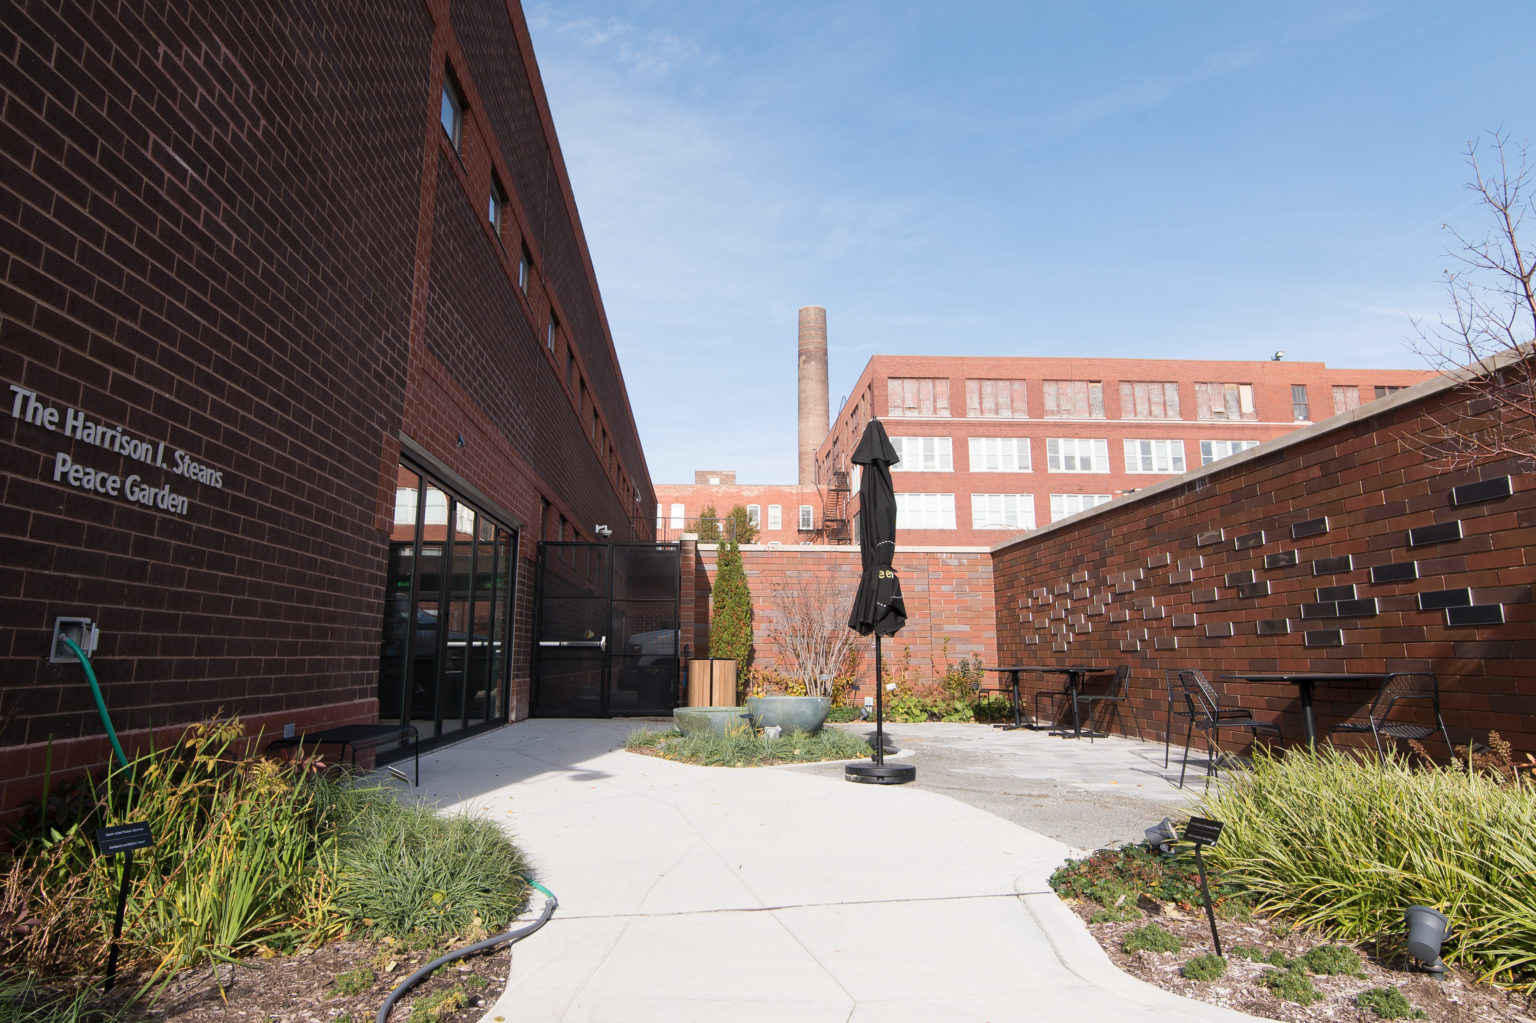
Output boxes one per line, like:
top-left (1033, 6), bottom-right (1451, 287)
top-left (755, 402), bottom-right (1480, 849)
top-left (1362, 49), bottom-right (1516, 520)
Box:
top-left (531, 542), bottom-right (682, 717)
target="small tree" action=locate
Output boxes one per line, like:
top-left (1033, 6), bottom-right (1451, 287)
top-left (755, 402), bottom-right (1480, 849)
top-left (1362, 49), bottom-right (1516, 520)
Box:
top-left (709, 540), bottom-right (753, 667)
top-left (764, 573), bottom-right (861, 699)
top-left (1413, 130), bottom-right (1536, 469)
top-left (725, 505), bottom-right (759, 545)
top-left (696, 504), bottom-right (722, 543)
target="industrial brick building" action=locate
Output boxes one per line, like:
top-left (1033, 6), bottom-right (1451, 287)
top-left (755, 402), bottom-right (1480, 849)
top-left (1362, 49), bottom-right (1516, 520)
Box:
top-left (817, 354), bottom-right (1435, 546)
top-left (0, 0), bottom-right (655, 816)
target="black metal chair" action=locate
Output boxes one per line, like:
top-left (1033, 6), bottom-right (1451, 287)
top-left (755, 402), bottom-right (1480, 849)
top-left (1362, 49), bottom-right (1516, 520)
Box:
top-left (1326, 671), bottom-right (1452, 758)
top-left (1163, 669), bottom-right (1195, 768)
top-left (1173, 668), bottom-right (1281, 789)
top-left (1076, 665), bottom-right (1131, 742)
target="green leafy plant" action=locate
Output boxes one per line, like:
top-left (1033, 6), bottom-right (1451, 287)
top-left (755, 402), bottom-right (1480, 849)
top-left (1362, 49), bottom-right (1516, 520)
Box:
top-left (1260, 966), bottom-right (1321, 1005)
top-left (710, 541), bottom-right (753, 668)
top-left (1295, 943), bottom-right (1365, 977)
top-left (1201, 745), bottom-right (1536, 990)
top-left (695, 505), bottom-right (722, 543)
top-left (1051, 843), bottom-right (1249, 916)
top-left (405, 984), bottom-right (466, 1023)
top-left (1123, 924), bottom-right (1182, 954)
top-left (826, 707), bottom-right (860, 723)
top-left (1355, 985), bottom-right (1426, 1019)
top-left (626, 728), bottom-right (870, 767)
top-left (1181, 953), bottom-right (1227, 981)
top-left (1230, 944), bottom-right (1288, 967)
top-left (328, 967), bottom-right (376, 997)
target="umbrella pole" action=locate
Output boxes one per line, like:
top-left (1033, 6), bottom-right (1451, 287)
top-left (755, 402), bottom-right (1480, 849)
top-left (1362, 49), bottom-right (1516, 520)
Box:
top-left (873, 635), bottom-right (884, 766)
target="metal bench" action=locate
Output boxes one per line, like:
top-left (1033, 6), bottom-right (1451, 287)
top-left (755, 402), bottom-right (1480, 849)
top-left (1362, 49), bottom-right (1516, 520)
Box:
top-left (266, 723), bottom-right (419, 785)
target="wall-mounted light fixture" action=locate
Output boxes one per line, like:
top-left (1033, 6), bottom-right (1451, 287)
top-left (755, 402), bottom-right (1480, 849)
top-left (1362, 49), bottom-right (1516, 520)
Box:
top-left (594, 524), bottom-right (612, 538)
top-left (1271, 350), bottom-right (1285, 361)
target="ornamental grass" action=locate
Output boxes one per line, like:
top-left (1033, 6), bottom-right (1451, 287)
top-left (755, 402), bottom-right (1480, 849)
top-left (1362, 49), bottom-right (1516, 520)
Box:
top-left (1199, 745), bottom-right (1536, 991)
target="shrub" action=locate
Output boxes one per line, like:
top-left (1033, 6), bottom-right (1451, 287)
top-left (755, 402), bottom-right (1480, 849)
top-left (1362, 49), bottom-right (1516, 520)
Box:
top-left (1181, 953), bottom-right (1227, 981)
top-left (1123, 924), bottom-right (1182, 954)
top-left (1295, 943), bottom-right (1365, 977)
top-left (1050, 843), bottom-right (1247, 915)
top-left (826, 707), bottom-right (860, 723)
top-left (1230, 944), bottom-right (1288, 967)
top-left (331, 789), bottom-right (529, 939)
top-left (710, 541), bottom-right (753, 669)
top-left (1356, 985), bottom-right (1426, 1019)
top-left (1201, 745), bottom-right (1536, 990)
top-left (1260, 967), bottom-right (1321, 1005)
top-left (626, 728), bottom-right (871, 767)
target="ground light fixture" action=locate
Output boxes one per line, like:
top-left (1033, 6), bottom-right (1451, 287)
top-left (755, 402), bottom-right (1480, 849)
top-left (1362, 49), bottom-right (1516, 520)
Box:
top-left (1404, 905), bottom-right (1450, 975)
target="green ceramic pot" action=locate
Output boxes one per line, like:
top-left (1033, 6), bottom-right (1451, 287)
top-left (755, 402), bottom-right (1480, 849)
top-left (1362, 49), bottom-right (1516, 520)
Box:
top-left (673, 706), bottom-right (751, 736)
top-left (745, 695), bottom-right (832, 733)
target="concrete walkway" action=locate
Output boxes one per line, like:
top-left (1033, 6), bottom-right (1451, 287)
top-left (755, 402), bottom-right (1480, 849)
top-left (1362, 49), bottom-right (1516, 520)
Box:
top-left (396, 719), bottom-right (1261, 1023)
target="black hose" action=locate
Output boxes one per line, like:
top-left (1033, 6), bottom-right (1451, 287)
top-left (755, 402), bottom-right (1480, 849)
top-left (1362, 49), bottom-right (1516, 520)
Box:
top-left (375, 882), bottom-right (558, 1023)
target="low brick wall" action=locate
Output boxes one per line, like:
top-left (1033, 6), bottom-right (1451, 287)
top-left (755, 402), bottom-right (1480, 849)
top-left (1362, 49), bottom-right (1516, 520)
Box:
top-left (688, 545), bottom-right (997, 700)
top-left (991, 366), bottom-right (1536, 755)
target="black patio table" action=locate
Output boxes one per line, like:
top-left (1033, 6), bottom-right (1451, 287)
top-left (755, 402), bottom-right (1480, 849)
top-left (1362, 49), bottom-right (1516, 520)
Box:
top-left (991, 664), bottom-right (1113, 739)
top-left (1218, 671), bottom-right (1386, 748)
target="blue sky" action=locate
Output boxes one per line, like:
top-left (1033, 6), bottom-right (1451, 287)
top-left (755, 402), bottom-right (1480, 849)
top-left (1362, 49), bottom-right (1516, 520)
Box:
top-left (524, 2), bottom-right (1534, 486)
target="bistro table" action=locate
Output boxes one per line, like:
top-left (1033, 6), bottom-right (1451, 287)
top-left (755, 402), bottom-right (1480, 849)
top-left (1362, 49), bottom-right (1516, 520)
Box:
top-left (1218, 671), bottom-right (1386, 748)
top-left (989, 665), bottom-right (1113, 738)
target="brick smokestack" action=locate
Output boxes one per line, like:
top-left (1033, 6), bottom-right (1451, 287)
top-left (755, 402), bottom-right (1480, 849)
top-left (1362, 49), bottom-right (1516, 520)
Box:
top-left (797, 306), bottom-right (829, 485)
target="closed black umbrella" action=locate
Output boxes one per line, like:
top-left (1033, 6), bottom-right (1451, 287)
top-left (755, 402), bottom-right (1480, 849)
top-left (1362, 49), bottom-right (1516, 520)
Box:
top-left (845, 418), bottom-right (915, 784)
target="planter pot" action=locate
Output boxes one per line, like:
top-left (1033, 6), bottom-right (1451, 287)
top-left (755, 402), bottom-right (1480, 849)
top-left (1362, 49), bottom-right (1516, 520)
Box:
top-left (673, 706), bottom-right (750, 736)
top-left (746, 695), bottom-right (832, 733)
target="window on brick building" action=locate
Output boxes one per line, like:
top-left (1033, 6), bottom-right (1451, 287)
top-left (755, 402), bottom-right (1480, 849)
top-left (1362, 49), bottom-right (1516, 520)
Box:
top-left (768, 505), bottom-right (782, 530)
top-left (440, 72), bottom-right (464, 151)
top-left (1374, 385), bottom-right (1405, 399)
top-left (1332, 385), bottom-right (1361, 414)
top-left (895, 493), bottom-right (956, 529)
top-left (1049, 493), bottom-right (1112, 522)
top-left (965, 379), bottom-right (1028, 418)
top-left (1291, 384), bottom-right (1310, 421)
top-left (1046, 437), bottom-right (1109, 473)
top-left (968, 436), bottom-right (1030, 472)
top-left (518, 245), bottom-right (532, 294)
top-left (669, 503), bottom-right (684, 529)
top-left (1194, 382), bottom-right (1255, 420)
top-left (546, 315), bottom-right (558, 352)
top-left (889, 436), bottom-right (952, 471)
top-left (887, 377), bottom-right (950, 417)
top-left (971, 493), bottom-right (1035, 530)
top-left (1043, 380), bottom-right (1104, 418)
top-left (488, 175), bottom-right (505, 234)
top-left (1123, 438), bottom-right (1186, 474)
top-left (1200, 439), bottom-right (1261, 465)
top-left (1119, 381), bottom-right (1180, 419)
top-left (799, 505), bottom-right (814, 530)
top-left (747, 504), bottom-right (760, 527)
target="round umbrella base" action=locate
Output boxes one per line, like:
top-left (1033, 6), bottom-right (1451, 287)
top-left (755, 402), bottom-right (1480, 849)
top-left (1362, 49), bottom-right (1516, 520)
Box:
top-left (845, 761), bottom-right (916, 785)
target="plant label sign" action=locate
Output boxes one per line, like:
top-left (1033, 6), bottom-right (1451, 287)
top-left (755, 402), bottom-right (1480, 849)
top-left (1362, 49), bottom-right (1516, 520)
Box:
top-left (1183, 816), bottom-right (1224, 847)
top-left (95, 821), bottom-right (154, 857)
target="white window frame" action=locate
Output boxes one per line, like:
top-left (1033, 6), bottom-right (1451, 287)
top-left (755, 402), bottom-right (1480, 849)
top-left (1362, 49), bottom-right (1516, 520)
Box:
top-left (1122, 438), bottom-right (1186, 474)
top-left (768, 504), bottom-right (782, 530)
top-left (1200, 439), bottom-right (1261, 465)
top-left (894, 493), bottom-right (956, 530)
top-left (971, 493), bottom-right (1035, 530)
top-left (1045, 437), bottom-right (1109, 473)
top-left (968, 436), bottom-right (1031, 472)
top-left (798, 505), bottom-right (814, 530)
top-left (746, 504), bottom-right (761, 527)
top-left (890, 436), bottom-right (952, 471)
top-left (669, 503), bottom-right (684, 529)
top-left (1049, 493), bottom-right (1112, 522)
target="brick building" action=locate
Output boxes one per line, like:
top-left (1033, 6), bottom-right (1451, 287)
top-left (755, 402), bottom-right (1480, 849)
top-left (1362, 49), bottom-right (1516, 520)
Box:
top-left (655, 471), bottom-right (838, 545)
top-left (817, 355), bottom-right (1435, 546)
top-left (0, 0), bottom-right (654, 816)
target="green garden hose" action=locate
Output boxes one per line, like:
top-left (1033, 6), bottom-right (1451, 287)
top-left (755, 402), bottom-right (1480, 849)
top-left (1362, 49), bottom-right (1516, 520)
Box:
top-left (61, 634), bottom-right (129, 771)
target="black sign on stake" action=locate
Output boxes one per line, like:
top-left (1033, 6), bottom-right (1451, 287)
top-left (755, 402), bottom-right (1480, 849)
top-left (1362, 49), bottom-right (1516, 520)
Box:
top-left (94, 822), bottom-right (154, 991)
top-left (1181, 816), bottom-right (1225, 958)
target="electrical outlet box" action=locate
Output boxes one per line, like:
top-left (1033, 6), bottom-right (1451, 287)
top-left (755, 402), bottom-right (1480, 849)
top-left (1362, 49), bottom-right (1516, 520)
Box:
top-left (50, 618), bottom-right (99, 663)
top-left (283, 723), bottom-right (296, 739)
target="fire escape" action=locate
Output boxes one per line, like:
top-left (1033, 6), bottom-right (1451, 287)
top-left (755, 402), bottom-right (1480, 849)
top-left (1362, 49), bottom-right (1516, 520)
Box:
top-left (821, 470), bottom-right (851, 544)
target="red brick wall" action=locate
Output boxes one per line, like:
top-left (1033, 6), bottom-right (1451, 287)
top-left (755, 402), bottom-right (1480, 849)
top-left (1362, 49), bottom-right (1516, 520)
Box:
top-left (654, 482), bottom-right (826, 545)
top-left (688, 545), bottom-right (996, 700)
top-left (0, 1), bottom-right (653, 820)
top-left (990, 369), bottom-right (1536, 754)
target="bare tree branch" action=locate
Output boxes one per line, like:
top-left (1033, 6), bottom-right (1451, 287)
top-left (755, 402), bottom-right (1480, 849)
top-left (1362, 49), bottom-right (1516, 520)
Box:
top-left (1411, 131), bottom-right (1536, 470)
top-left (763, 573), bottom-right (861, 699)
